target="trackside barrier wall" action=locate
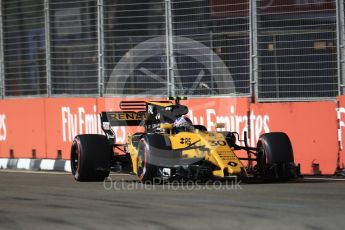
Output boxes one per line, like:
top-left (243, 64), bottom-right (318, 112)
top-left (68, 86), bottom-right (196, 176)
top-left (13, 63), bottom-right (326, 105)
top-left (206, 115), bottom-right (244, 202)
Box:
top-left (250, 101), bottom-right (339, 175)
top-left (0, 98), bottom-right (343, 175)
top-left (0, 99), bottom-right (46, 158)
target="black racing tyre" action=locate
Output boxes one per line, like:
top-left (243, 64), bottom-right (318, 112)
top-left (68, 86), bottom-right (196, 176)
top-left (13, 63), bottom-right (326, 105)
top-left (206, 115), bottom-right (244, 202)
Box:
top-left (136, 137), bottom-right (157, 183)
top-left (70, 134), bottom-right (112, 182)
top-left (256, 132), bottom-right (295, 180)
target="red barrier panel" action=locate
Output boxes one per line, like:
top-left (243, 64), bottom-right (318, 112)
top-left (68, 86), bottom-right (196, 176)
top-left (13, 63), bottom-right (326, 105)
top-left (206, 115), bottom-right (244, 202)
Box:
top-left (251, 101), bottom-right (339, 174)
top-left (0, 98), bottom-right (46, 158)
top-left (0, 97), bottom-right (341, 174)
top-left (45, 98), bottom-right (99, 160)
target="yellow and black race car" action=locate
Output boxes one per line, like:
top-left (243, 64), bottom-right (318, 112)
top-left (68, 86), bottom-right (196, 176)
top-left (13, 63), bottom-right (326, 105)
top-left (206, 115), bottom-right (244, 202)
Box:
top-left (70, 97), bottom-right (300, 182)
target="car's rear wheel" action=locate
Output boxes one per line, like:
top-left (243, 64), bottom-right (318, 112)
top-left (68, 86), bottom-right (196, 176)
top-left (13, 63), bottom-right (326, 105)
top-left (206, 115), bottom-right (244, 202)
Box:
top-left (71, 134), bottom-right (112, 182)
top-left (137, 137), bottom-right (157, 183)
top-left (256, 132), bottom-right (296, 180)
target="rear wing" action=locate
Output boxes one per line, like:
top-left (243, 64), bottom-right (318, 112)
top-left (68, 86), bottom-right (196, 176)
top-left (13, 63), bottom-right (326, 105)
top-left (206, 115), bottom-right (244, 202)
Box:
top-left (119, 100), bottom-right (172, 111)
top-left (100, 111), bottom-right (147, 127)
top-left (100, 101), bottom-right (147, 129)
top-left (119, 101), bottom-right (147, 111)
top-left (100, 99), bottom-right (185, 136)
top-left (100, 110), bottom-right (147, 139)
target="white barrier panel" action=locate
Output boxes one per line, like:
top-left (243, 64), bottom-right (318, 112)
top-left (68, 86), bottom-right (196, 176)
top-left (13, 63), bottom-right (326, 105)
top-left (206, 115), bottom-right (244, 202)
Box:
top-left (0, 158), bottom-right (8, 169)
top-left (40, 159), bottom-right (56, 171)
top-left (17, 159), bottom-right (31, 170)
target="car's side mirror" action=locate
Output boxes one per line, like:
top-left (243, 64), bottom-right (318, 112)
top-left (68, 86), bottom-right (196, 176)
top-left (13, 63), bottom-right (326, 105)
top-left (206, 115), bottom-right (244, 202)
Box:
top-left (215, 123), bottom-right (225, 129)
top-left (160, 123), bottom-right (173, 130)
top-left (160, 123), bottom-right (173, 135)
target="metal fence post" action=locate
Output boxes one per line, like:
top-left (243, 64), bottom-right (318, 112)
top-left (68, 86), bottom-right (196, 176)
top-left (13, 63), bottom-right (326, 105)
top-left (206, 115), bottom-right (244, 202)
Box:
top-left (249, 0), bottom-right (253, 100)
top-left (165, 0), bottom-right (175, 97)
top-left (0, 0), bottom-right (4, 99)
top-left (44, 0), bottom-right (51, 97)
top-left (97, 0), bottom-right (104, 97)
top-left (251, 0), bottom-right (259, 101)
top-left (337, 0), bottom-right (345, 95)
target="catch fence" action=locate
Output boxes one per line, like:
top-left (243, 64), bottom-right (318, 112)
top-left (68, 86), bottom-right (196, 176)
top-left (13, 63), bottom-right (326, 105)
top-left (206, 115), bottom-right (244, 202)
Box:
top-left (0, 0), bottom-right (343, 101)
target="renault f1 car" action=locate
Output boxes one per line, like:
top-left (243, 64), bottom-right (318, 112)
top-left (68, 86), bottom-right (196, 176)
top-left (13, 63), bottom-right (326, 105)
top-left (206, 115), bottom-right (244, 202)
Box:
top-left (70, 97), bottom-right (300, 182)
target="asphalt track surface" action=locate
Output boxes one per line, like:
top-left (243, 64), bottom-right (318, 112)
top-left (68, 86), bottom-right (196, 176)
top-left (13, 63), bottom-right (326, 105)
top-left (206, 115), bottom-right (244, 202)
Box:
top-left (0, 171), bottom-right (345, 230)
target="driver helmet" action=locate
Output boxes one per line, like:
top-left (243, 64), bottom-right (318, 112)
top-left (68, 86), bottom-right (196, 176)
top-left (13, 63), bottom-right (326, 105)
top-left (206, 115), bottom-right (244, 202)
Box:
top-left (174, 116), bottom-right (194, 132)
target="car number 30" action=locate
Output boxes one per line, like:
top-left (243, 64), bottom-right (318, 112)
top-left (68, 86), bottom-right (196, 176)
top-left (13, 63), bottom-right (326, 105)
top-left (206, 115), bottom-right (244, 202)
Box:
top-left (209, 140), bottom-right (226, 146)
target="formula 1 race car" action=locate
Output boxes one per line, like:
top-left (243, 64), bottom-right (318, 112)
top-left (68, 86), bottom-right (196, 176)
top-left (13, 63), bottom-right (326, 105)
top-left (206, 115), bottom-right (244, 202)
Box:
top-left (70, 97), bottom-right (300, 182)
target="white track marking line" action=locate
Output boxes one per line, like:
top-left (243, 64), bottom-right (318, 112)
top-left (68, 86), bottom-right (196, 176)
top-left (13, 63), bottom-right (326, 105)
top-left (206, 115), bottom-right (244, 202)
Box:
top-left (1, 170), bottom-right (344, 180)
top-left (109, 173), bottom-right (133, 176)
top-left (1, 169), bottom-right (344, 181)
top-left (304, 177), bottom-right (345, 181)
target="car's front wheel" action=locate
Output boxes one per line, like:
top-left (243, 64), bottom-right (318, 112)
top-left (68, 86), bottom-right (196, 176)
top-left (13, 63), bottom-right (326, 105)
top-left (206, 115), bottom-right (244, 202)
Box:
top-left (136, 137), bottom-right (157, 183)
top-left (256, 132), bottom-right (297, 180)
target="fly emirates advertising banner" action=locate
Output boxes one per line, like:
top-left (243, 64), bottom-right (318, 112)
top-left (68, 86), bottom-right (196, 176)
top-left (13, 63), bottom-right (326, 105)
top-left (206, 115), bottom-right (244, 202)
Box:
top-left (0, 97), bottom-right (341, 174)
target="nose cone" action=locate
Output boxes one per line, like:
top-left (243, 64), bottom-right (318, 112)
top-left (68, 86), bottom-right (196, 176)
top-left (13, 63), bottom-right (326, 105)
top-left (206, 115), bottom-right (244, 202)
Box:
top-left (226, 164), bottom-right (244, 176)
